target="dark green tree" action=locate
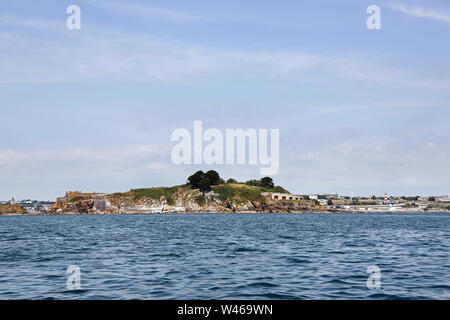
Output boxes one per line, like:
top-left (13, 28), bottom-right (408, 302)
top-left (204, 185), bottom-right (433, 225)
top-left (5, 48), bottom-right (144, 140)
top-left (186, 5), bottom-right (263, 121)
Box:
top-left (245, 179), bottom-right (261, 187)
top-left (205, 170), bottom-right (221, 185)
top-left (187, 170), bottom-right (204, 189)
top-left (260, 177), bottom-right (274, 188)
top-left (187, 170), bottom-right (223, 192)
top-left (226, 178), bottom-right (238, 184)
top-left (198, 176), bottom-right (212, 193)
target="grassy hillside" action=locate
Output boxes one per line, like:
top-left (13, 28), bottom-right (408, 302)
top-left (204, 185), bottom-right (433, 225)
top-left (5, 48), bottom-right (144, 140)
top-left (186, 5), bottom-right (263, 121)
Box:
top-left (59, 177), bottom-right (293, 214)
top-left (103, 182), bottom-right (286, 208)
top-left (212, 184), bottom-right (266, 203)
top-left (124, 185), bottom-right (190, 205)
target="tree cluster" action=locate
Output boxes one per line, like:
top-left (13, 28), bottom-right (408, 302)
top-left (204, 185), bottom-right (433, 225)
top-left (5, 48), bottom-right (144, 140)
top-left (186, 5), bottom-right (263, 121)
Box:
top-left (245, 177), bottom-right (275, 189)
top-left (187, 171), bottom-right (280, 193)
top-left (187, 170), bottom-right (224, 192)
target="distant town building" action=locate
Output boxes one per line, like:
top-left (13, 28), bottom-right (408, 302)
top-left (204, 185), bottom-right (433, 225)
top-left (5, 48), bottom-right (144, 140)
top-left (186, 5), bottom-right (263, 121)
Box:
top-left (14, 199), bottom-right (55, 213)
top-left (322, 193), bottom-right (340, 199)
top-left (437, 195), bottom-right (450, 202)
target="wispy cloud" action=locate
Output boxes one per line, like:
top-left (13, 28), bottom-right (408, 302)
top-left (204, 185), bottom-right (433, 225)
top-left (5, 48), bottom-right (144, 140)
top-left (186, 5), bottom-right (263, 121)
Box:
top-left (0, 144), bottom-right (173, 198)
top-left (0, 14), bottom-right (446, 88)
top-left (283, 136), bottom-right (450, 195)
top-left (389, 3), bottom-right (450, 24)
top-left (0, 145), bottom-right (171, 168)
top-left (81, 0), bottom-right (209, 22)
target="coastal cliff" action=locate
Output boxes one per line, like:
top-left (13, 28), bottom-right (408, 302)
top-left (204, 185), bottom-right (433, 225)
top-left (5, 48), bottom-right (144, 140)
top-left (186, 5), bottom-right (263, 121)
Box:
top-left (0, 205), bottom-right (27, 215)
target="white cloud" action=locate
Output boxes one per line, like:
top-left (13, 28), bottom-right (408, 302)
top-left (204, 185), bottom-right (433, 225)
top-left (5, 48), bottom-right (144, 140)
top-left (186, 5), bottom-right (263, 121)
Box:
top-left (81, 0), bottom-right (209, 22)
top-left (0, 13), bottom-right (62, 29)
top-left (0, 144), bottom-right (174, 199)
top-left (389, 3), bottom-right (450, 24)
top-left (283, 136), bottom-right (450, 195)
top-left (0, 14), bottom-right (447, 88)
top-left (0, 145), bottom-right (170, 168)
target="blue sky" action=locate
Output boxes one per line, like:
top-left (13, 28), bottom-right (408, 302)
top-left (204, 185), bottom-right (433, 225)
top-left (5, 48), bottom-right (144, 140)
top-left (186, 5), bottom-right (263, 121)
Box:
top-left (1, 0), bottom-right (449, 200)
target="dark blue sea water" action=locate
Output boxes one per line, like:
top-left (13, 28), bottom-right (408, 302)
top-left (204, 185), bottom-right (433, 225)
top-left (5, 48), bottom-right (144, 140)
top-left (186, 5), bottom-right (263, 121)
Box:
top-left (0, 213), bottom-right (449, 299)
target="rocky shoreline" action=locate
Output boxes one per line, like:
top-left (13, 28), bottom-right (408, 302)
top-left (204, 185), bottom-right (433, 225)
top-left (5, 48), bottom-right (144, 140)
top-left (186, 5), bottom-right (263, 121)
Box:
top-left (42, 183), bottom-right (334, 215)
top-left (3, 208), bottom-right (447, 216)
top-left (3, 176), bottom-right (449, 216)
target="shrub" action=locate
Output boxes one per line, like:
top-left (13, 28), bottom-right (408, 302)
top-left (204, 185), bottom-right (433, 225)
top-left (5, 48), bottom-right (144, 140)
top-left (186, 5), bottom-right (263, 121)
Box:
top-left (245, 179), bottom-right (261, 187)
top-left (194, 195), bottom-right (206, 205)
top-left (69, 195), bottom-right (86, 203)
top-left (272, 185), bottom-right (288, 193)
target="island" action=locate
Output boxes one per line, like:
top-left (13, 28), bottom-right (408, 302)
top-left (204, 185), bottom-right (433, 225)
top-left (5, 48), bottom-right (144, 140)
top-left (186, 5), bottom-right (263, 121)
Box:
top-left (49, 171), bottom-right (328, 214)
top-left (1, 170), bottom-right (449, 215)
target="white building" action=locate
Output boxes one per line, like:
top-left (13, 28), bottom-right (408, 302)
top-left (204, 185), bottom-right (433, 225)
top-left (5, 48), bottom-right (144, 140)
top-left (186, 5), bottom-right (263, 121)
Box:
top-left (262, 192), bottom-right (302, 201)
top-left (323, 193), bottom-right (340, 199)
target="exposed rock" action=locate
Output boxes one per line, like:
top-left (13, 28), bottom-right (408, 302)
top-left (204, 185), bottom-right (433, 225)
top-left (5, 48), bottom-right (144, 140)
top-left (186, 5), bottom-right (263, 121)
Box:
top-left (0, 205), bottom-right (27, 214)
top-left (49, 185), bottom-right (326, 214)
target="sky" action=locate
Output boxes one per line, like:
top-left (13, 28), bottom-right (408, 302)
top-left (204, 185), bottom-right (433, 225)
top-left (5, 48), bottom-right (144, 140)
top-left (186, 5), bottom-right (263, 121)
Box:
top-left (0, 0), bottom-right (449, 200)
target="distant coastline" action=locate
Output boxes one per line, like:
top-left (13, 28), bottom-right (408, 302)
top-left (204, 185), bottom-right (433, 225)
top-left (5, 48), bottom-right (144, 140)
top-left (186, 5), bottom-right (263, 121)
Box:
top-left (2, 171), bottom-right (449, 216)
top-left (1, 210), bottom-right (450, 217)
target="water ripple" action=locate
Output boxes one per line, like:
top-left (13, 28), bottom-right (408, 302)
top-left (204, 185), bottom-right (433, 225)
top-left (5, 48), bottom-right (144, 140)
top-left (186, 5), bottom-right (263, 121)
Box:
top-left (0, 213), bottom-right (449, 299)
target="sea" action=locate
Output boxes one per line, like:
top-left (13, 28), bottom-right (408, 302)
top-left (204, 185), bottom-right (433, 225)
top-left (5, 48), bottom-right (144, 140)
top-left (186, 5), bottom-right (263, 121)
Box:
top-left (0, 212), bottom-right (449, 299)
